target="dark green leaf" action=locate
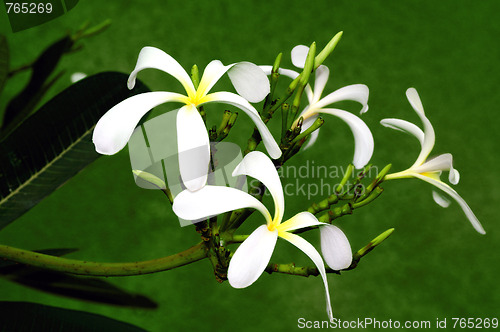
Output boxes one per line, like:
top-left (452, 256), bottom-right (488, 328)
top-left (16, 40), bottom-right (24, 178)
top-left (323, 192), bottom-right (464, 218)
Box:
top-left (64, 0), bottom-right (80, 11)
top-left (2, 36), bottom-right (73, 129)
top-left (0, 72), bottom-right (150, 230)
top-left (0, 302), bottom-right (147, 331)
top-left (0, 248), bottom-right (157, 308)
top-left (0, 269), bottom-right (157, 308)
top-left (6, 0), bottom-right (66, 33)
top-left (0, 35), bottom-right (8, 97)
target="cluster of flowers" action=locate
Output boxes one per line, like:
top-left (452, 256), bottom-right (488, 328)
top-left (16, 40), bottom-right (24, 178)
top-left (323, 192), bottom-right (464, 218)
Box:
top-left (92, 40), bottom-right (484, 320)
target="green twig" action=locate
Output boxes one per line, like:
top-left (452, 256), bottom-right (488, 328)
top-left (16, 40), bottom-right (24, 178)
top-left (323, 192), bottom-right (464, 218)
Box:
top-left (280, 103), bottom-right (289, 140)
top-left (265, 262), bottom-right (339, 277)
top-left (345, 228), bottom-right (395, 270)
top-left (314, 31), bottom-right (343, 69)
top-left (290, 42), bottom-right (316, 122)
top-left (263, 52), bottom-right (283, 112)
top-left (290, 116), bottom-right (324, 145)
top-left (0, 243), bottom-right (207, 276)
top-left (71, 19), bottom-right (111, 41)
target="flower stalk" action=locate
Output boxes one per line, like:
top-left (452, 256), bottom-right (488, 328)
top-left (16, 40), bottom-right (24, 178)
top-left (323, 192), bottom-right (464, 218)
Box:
top-left (346, 228), bottom-right (395, 270)
top-left (263, 52), bottom-right (283, 112)
top-left (265, 262), bottom-right (339, 277)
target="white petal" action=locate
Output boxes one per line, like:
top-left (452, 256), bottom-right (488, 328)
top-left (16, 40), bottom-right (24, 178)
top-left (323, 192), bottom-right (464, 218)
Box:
top-left (279, 68), bottom-right (301, 81)
top-left (314, 84), bottom-right (369, 114)
top-left (277, 212), bottom-right (324, 233)
top-left (259, 65), bottom-right (272, 76)
top-left (259, 65), bottom-right (300, 80)
top-left (232, 151), bottom-right (284, 223)
top-left (432, 190), bottom-right (451, 208)
top-left (197, 60), bottom-right (231, 98)
top-left (414, 153), bottom-right (460, 185)
top-left (304, 85), bottom-right (314, 104)
top-left (316, 108), bottom-right (374, 169)
top-left (320, 225), bottom-right (352, 270)
top-left (449, 168), bottom-right (460, 185)
top-left (413, 153), bottom-right (455, 176)
top-left (198, 61), bottom-right (270, 102)
top-left (279, 231), bottom-right (334, 322)
top-left (405, 88), bottom-right (435, 167)
top-left (173, 186), bottom-right (272, 224)
top-left (228, 62), bottom-right (270, 103)
top-left (261, 65), bottom-right (313, 103)
top-left (380, 118), bottom-right (425, 147)
top-left (203, 91), bottom-right (281, 159)
top-left (176, 105), bottom-right (210, 191)
top-left (291, 45), bottom-right (309, 68)
top-left (405, 88), bottom-right (425, 116)
top-left (228, 225), bottom-right (278, 288)
top-left (312, 65), bottom-right (330, 104)
top-left (70, 72), bottom-right (86, 83)
top-left (127, 46), bottom-right (195, 95)
top-left (93, 92), bottom-right (186, 155)
top-left (413, 173), bottom-right (486, 234)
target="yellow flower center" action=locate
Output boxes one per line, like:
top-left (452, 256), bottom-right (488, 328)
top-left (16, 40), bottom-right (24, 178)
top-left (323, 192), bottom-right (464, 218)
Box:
top-left (267, 214), bottom-right (281, 232)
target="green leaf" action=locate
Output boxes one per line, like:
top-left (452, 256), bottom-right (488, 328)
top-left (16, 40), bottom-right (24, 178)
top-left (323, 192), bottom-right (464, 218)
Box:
top-left (0, 302), bottom-right (146, 331)
top-left (1, 269), bottom-right (157, 308)
top-left (2, 36), bottom-right (73, 130)
top-left (0, 72), bottom-right (150, 230)
top-left (64, 0), bottom-right (80, 11)
top-left (0, 248), bottom-right (157, 308)
top-left (0, 34), bottom-right (8, 97)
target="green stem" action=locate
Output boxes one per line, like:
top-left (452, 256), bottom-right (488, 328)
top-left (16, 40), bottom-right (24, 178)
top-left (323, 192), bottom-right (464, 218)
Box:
top-left (345, 228), bottom-right (395, 270)
top-left (307, 164), bottom-right (354, 215)
top-left (0, 242), bottom-right (207, 276)
top-left (265, 262), bottom-right (339, 277)
top-left (223, 234), bottom-right (249, 244)
top-left (367, 164), bottom-right (391, 189)
top-left (290, 116), bottom-right (324, 145)
top-left (351, 186), bottom-right (384, 209)
top-left (72, 19), bottom-right (111, 41)
top-left (280, 103), bottom-right (289, 141)
top-left (263, 52), bottom-right (282, 112)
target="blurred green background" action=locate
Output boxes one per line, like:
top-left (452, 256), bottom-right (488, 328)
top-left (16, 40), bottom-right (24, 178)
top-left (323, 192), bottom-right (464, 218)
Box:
top-left (1, 0), bottom-right (499, 330)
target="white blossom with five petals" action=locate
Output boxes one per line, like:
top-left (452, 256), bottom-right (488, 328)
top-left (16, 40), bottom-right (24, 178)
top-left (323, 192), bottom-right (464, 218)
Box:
top-left (260, 45), bottom-right (373, 169)
top-left (172, 151), bottom-right (352, 321)
top-left (92, 46), bottom-right (281, 191)
top-left (381, 88), bottom-right (485, 234)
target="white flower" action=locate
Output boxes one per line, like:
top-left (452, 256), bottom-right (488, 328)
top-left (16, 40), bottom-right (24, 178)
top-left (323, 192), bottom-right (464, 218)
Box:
top-left (173, 151), bottom-right (352, 321)
top-left (381, 88), bottom-right (485, 234)
top-left (260, 45), bottom-right (373, 169)
top-left (93, 46), bottom-right (281, 191)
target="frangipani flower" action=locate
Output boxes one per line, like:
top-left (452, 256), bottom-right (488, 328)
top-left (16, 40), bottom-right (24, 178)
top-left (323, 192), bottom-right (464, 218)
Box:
top-left (381, 88), bottom-right (485, 234)
top-left (93, 46), bottom-right (281, 191)
top-left (260, 45), bottom-right (373, 169)
top-left (173, 151), bottom-right (352, 321)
